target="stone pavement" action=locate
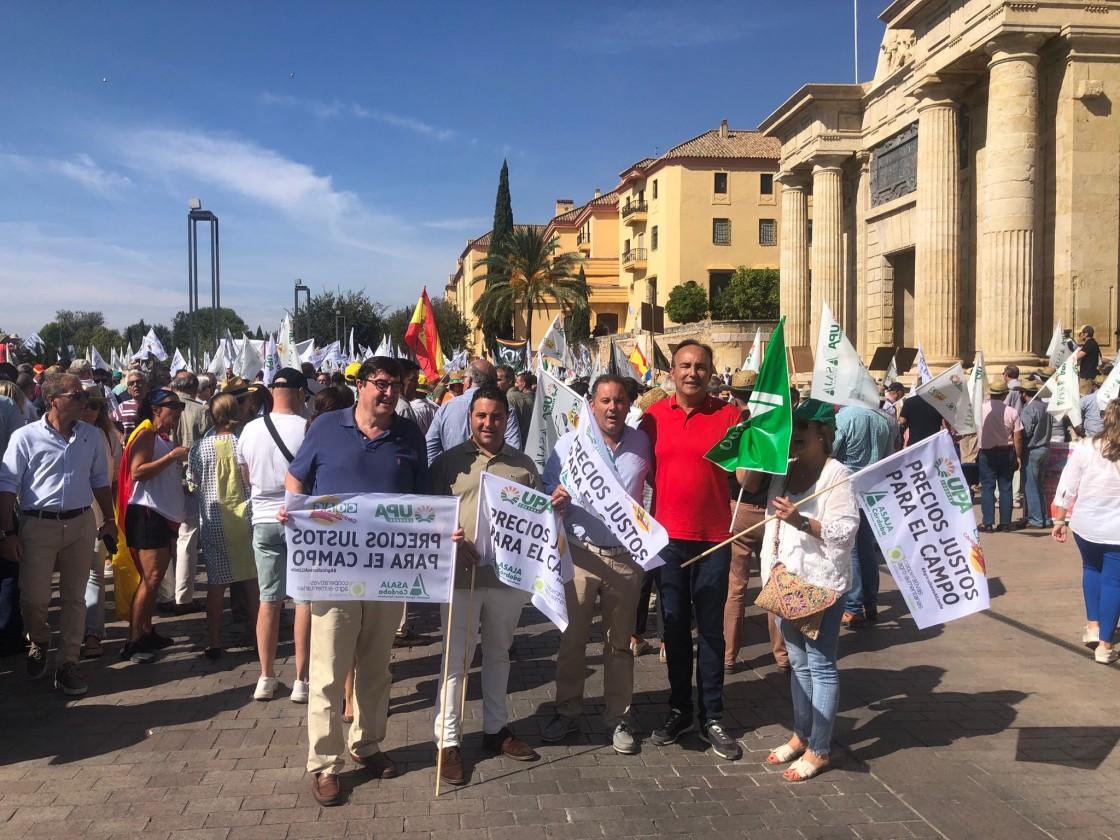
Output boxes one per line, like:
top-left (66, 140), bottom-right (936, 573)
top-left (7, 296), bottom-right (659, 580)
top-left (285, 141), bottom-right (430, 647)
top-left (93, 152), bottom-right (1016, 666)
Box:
top-left (2, 514), bottom-right (1119, 840)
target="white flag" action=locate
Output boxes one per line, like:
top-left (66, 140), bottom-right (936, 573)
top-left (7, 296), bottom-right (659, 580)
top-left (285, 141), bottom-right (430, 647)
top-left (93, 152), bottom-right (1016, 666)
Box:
top-left (1097, 363), bottom-right (1120, 409)
top-left (279, 315), bottom-right (300, 369)
top-left (524, 366), bottom-right (583, 472)
top-left (474, 472), bottom-right (572, 631)
top-left (374, 334), bottom-right (392, 357)
top-left (743, 328), bottom-right (761, 373)
top-left (966, 350), bottom-right (986, 432)
top-left (263, 334), bottom-right (281, 386)
top-left (90, 345), bottom-right (110, 373)
top-left (883, 355), bottom-right (898, 388)
top-left (1047, 321), bottom-right (1072, 370)
top-left (347, 327), bottom-right (355, 362)
top-left (232, 334), bottom-right (264, 380)
top-left (207, 341), bottom-right (228, 377)
top-left (170, 348), bottom-right (188, 375)
top-left (537, 315), bottom-right (567, 365)
top-left (1046, 353), bottom-right (1083, 426)
top-left (915, 364), bottom-right (974, 433)
top-left (850, 431), bottom-right (990, 629)
top-left (810, 302), bottom-right (879, 409)
top-left (132, 328), bottom-right (168, 362)
top-left (21, 331), bottom-right (44, 353)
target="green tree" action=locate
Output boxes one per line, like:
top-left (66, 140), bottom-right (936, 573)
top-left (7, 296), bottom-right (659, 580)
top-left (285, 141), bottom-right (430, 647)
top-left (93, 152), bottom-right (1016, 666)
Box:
top-left (473, 226), bottom-right (588, 346)
top-left (122, 320), bottom-right (173, 353)
top-left (565, 267), bottom-right (592, 345)
top-left (37, 310), bottom-right (124, 364)
top-left (665, 281), bottom-right (710, 324)
top-left (170, 307), bottom-right (250, 357)
top-left (481, 160), bottom-right (515, 350)
top-left (295, 289), bottom-right (385, 351)
top-left (711, 267), bottom-right (780, 320)
top-left (382, 295), bottom-right (472, 356)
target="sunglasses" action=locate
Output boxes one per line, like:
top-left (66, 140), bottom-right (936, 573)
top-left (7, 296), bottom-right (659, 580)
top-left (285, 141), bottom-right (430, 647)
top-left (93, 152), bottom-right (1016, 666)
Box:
top-left (57, 391), bottom-right (90, 402)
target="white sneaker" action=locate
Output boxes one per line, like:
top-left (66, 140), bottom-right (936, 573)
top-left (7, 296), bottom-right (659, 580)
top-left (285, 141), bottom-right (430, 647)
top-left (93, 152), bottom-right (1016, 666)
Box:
top-left (291, 679), bottom-right (310, 704)
top-left (253, 676), bottom-right (279, 701)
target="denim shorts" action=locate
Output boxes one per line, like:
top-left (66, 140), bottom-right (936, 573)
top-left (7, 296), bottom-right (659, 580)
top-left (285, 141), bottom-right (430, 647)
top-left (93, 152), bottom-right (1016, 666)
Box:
top-left (253, 522), bottom-right (307, 604)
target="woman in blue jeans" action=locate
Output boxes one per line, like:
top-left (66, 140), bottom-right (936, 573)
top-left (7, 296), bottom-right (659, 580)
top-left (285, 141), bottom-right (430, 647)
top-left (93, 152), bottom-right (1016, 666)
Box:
top-left (749, 400), bottom-right (859, 781)
top-left (1052, 400), bottom-right (1120, 664)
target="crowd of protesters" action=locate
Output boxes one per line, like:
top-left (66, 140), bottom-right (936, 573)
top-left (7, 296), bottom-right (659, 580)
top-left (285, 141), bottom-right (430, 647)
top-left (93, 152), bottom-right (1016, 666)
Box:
top-left (0, 324), bottom-right (1113, 803)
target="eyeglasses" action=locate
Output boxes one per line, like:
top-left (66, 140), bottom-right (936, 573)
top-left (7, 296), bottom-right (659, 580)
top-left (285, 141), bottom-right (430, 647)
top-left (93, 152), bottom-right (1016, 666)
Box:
top-left (362, 378), bottom-right (401, 392)
top-left (127, 381), bottom-right (144, 388)
top-left (57, 391), bottom-right (89, 402)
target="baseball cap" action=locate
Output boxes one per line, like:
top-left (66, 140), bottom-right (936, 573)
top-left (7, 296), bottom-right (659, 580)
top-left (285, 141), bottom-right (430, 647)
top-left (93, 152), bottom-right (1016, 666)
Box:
top-left (344, 362), bottom-right (362, 383)
top-left (886, 381), bottom-right (905, 393)
top-left (271, 367), bottom-right (308, 390)
top-left (793, 398), bottom-right (838, 428)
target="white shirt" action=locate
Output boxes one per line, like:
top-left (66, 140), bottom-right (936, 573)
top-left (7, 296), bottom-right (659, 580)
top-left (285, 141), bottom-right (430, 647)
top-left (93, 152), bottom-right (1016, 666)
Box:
top-left (761, 458), bottom-right (859, 594)
top-left (237, 413), bottom-right (307, 526)
top-left (1054, 438), bottom-right (1120, 544)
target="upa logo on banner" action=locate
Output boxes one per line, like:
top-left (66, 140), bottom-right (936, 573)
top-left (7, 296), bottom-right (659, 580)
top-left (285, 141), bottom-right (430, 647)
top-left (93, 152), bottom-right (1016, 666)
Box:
top-left (500, 484), bottom-right (551, 515)
top-left (933, 456), bottom-right (973, 515)
top-left (374, 502), bottom-right (438, 524)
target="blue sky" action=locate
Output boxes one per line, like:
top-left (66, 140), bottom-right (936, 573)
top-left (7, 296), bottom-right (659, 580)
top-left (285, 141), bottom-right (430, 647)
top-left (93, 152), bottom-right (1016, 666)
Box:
top-left (1, 1), bottom-right (888, 342)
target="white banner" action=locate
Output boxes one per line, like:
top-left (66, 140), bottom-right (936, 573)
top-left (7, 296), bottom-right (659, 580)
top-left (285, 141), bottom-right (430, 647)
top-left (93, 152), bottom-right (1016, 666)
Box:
top-left (850, 431), bottom-right (990, 629)
top-left (538, 315), bottom-right (567, 365)
top-left (283, 492), bottom-right (459, 602)
top-left (263, 334), bottom-right (280, 386)
top-left (524, 366), bottom-right (582, 471)
top-left (1045, 353), bottom-right (1082, 426)
top-left (1098, 362), bottom-right (1120, 408)
top-left (233, 333), bottom-right (264, 380)
top-left (1047, 321), bottom-right (1072, 370)
top-left (170, 348), bottom-right (188, 375)
top-left (474, 472), bottom-right (572, 631)
top-left (279, 315), bottom-right (301, 370)
top-left (966, 350), bottom-right (986, 433)
top-left (810, 301), bottom-right (880, 409)
top-left (558, 399), bottom-right (668, 571)
top-left (915, 363), bottom-right (974, 434)
top-left (743, 328), bottom-right (761, 373)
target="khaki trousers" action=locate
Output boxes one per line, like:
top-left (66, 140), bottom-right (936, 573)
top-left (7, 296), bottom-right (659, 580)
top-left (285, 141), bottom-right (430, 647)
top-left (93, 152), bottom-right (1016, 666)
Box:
top-left (554, 544), bottom-right (642, 726)
top-left (306, 599), bottom-right (399, 774)
top-left (20, 509), bottom-right (96, 667)
top-left (725, 501), bottom-right (788, 668)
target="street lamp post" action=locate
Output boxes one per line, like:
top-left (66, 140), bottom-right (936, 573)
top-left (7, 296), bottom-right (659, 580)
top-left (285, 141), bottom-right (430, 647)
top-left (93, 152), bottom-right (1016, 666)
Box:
top-left (293, 279), bottom-right (311, 342)
top-left (334, 309), bottom-right (342, 345)
top-left (187, 199), bottom-right (220, 367)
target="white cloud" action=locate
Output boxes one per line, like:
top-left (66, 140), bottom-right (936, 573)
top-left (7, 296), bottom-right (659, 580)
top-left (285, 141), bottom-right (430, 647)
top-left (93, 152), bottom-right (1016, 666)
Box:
top-left (261, 91), bottom-right (457, 141)
top-left (0, 151), bottom-right (132, 198)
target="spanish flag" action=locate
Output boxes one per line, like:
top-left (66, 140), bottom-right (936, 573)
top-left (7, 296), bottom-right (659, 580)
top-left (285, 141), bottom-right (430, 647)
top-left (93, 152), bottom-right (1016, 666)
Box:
top-left (404, 287), bottom-right (445, 381)
top-left (628, 344), bottom-right (651, 382)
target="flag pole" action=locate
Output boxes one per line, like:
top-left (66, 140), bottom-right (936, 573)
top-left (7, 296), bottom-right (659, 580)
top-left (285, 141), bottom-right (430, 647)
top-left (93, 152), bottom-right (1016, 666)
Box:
top-left (729, 481), bottom-right (746, 534)
top-left (434, 589), bottom-right (458, 796)
top-left (683, 477), bottom-right (851, 569)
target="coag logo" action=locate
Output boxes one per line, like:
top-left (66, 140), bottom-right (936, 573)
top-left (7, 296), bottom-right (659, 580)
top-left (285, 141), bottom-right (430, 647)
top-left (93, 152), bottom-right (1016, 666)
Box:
top-left (886, 546), bottom-right (906, 564)
top-left (349, 581), bottom-right (366, 597)
top-left (375, 503), bottom-right (416, 523)
top-left (311, 496), bottom-right (357, 526)
top-left (532, 575), bottom-right (546, 592)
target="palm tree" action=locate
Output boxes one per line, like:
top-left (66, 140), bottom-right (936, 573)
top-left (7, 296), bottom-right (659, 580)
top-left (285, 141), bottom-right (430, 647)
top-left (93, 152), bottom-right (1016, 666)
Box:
top-left (472, 226), bottom-right (588, 346)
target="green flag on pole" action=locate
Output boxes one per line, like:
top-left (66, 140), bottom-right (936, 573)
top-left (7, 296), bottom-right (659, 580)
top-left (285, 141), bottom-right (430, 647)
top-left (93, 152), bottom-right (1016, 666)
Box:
top-left (705, 317), bottom-right (792, 475)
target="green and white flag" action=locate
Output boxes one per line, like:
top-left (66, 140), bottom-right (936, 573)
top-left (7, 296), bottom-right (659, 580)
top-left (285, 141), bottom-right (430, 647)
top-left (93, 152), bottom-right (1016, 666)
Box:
top-left (915, 363), bottom-right (974, 433)
top-left (1044, 352), bottom-right (1082, 426)
top-left (810, 302), bottom-right (879, 409)
top-left (705, 317), bottom-right (792, 475)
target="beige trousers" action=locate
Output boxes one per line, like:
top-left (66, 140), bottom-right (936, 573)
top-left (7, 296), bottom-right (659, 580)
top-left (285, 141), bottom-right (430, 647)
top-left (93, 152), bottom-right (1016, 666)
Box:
top-left (20, 509), bottom-right (96, 667)
top-left (554, 544), bottom-right (642, 726)
top-left (306, 599), bottom-right (399, 774)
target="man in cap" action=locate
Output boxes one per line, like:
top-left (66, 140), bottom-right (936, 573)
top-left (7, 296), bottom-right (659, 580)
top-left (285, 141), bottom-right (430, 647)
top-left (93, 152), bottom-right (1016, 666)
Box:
top-left (1015, 380), bottom-right (1053, 529)
top-left (978, 378), bottom-right (1023, 533)
top-left (238, 367), bottom-right (311, 703)
top-left (1075, 326), bottom-right (1102, 395)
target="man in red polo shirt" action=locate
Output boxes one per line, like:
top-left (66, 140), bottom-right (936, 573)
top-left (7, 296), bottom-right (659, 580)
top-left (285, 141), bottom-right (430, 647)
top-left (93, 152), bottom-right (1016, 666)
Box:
top-left (639, 340), bottom-right (742, 760)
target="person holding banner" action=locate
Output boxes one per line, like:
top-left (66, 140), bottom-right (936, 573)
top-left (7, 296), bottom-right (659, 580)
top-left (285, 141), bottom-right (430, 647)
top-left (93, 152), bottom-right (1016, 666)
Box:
top-left (639, 340), bottom-right (743, 761)
top-left (541, 375), bottom-right (654, 755)
top-left (429, 385), bottom-right (565, 785)
top-left (282, 357), bottom-right (430, 807)
top-left (749, 399), bottom-right (859, 781)
top-left (1052, 400), bottom-right (1120, 664)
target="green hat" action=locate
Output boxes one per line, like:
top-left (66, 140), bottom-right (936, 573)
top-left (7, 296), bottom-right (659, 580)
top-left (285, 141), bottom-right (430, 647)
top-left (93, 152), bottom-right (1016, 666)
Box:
top-left (793, 398), bottom-right (837, 428)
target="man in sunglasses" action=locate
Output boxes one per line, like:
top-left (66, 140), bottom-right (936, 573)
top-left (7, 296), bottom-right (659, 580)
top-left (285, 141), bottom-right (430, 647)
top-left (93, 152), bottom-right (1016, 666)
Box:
top-left (0, 373), bottom-right (118, 696)
top-left (283, 357), bottom-right (429, 807)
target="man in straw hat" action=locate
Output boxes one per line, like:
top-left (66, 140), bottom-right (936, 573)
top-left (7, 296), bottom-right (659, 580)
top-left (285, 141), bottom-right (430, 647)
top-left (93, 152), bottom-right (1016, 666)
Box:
top-left (977, 377), bottom-right (1024, 533)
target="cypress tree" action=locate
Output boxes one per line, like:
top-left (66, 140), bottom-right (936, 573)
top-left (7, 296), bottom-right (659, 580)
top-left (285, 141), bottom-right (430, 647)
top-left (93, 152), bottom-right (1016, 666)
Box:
top-left (482, 160), bottom-right (515, 349)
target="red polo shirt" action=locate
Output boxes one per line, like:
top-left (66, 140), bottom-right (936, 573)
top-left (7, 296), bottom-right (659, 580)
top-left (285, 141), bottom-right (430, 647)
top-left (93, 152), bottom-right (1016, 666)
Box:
top-left (640, 394), bottom-right (741, 542)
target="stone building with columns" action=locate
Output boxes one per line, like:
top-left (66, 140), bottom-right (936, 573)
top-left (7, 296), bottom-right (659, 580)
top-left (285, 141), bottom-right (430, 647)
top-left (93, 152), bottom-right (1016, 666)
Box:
top-left (760, 0), bottom-right (1120, 369)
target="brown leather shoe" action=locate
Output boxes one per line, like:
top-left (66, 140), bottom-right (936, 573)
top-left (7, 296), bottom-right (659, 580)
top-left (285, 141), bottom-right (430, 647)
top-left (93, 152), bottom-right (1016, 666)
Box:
top-left (439, 746), bottom-right (466, 785)
top-left (481, 727), bottom-right (539, 761)
top-left (311, 772), bottom-right (341, 807)
top-left (350, 750), bottom-right (398, 779)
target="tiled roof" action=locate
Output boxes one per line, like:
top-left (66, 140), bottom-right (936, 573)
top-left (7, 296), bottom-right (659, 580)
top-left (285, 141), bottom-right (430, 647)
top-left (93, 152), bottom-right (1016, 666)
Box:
top-left (552, 189), bottom-right (620, 223)
top-left (464, 224), bottom-right (547, 252)
top-left (620, 129), bottom-right (779, 176)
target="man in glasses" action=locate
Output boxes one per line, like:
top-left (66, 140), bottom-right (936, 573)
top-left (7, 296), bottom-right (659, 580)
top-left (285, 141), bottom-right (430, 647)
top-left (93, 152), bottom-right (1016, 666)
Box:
top-left (0, 373), bottom-right (118, 696)
top-left (283, 357), bottom-right (429, 807)
top-left (111, 369), bottom-right (150, 439)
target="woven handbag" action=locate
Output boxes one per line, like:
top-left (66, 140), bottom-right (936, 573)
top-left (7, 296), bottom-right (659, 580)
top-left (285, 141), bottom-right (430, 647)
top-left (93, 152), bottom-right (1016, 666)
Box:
top-left (755, 561), bottom-right (837, 641)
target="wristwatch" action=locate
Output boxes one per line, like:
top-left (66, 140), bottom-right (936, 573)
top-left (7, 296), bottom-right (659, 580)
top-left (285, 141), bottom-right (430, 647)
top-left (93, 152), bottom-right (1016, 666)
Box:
top-left (798, 518), bottom-right (812, 533)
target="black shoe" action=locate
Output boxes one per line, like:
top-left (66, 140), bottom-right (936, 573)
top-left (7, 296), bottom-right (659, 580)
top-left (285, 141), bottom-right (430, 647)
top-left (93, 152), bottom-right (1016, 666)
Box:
top-left (865, 609), bottom-right (879, 623)
top-left (699, 721), bottom-right (742, 760)
top-left (120, 640), bottom-right (155, 664)
top-left (156, 601), bottom-right (176, 614)
top-left (146, 630), bottom-right (175, 650)
top-left (26, 642), bottom-right (47, 680)
top-left (650, 708), bottom-right (695, 746)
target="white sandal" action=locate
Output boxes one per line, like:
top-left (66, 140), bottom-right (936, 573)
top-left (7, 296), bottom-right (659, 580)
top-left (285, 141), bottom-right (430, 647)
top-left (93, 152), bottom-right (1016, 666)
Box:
top-left (1084, 626), bottom-right (1100, 648)
top-left (766, 743), bottom-right (805, 764)
top-left (783, 755), bottom-right (828, 782)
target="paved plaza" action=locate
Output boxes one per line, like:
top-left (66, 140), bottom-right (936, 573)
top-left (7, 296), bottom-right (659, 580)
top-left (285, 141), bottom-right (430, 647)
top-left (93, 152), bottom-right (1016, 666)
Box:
top-left (2, 512), bottom-right (1119, 840)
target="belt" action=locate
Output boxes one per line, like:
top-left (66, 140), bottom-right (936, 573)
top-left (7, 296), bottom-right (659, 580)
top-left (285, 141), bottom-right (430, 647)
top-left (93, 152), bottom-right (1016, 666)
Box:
top-left (23, 507), bottom-right (91, 521)
top-left (570, 536), bottom-right (629, 558)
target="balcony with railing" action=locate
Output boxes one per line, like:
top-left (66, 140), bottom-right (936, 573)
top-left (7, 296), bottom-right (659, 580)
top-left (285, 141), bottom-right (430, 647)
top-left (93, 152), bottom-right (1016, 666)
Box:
top-left (576, 230), bottom-right (591, 254)
top-left (620, 201), bottom-right (648, 226)
top-left (622, 247), bottom-right (647, 271)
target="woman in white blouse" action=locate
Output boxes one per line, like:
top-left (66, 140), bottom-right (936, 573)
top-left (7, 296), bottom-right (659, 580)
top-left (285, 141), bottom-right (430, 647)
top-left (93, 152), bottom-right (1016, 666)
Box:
top-left (744, 398), bottom-right (859, 781)
top-left (1052, 400), bottom-right (1120, 664)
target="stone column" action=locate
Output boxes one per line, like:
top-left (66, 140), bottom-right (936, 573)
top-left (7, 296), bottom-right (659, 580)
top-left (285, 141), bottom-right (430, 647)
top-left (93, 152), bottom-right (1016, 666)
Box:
top-left (777, 170), bottom-right (810, 347)
top-left (810, 155), bottom-right (848, 343)
top-left (915, 78), bottom-right (964, 366)
top-left (982, 33), bottom-right (1044, 364)
top-left (854, 152), bottom-right (871, 357)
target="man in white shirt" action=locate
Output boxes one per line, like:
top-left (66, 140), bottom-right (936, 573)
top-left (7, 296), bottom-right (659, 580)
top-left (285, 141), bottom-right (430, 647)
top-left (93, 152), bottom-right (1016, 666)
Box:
top-left (238, 367), bottom-right (312, 703)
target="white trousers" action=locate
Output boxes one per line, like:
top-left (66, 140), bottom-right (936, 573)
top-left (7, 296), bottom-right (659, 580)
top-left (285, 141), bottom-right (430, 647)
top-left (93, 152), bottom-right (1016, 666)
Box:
top-left (159, 494), bottom-right (199, 605)
top-left (433, 584), bottom-right (527, 748)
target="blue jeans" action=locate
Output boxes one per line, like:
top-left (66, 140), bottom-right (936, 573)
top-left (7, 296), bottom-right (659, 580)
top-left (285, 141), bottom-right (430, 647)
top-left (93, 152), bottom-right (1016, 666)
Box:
top-left (843, 511), bottom-right (879, 618)
top-left (657, 539), bottom-right (730, 723)
top-left (85, 538), bottom-right (105, 637)
top-left (979, 448), bottom-right (1017, 526)
top-left (1024, 447), bottom-right (1051, 527)
top-left (779, 599), bottom-right (845, 756)
top-left (1073, 534), bottom-right (1120, 643)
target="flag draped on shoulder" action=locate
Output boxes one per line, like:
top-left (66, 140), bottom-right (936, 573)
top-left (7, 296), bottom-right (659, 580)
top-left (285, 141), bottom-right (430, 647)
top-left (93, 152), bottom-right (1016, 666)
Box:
top-left (849, 431), bottom-right (990, 629)
top-left (706, 316), bottom-right (792, 475)
top-left (810, 302), bottom-right (879, 409)
top-left (474, 472), bottom-right (572, 631)
top-left (404, 287), bottom-right (444, 381)
top-left (915, 363), bottom-right (974, 433)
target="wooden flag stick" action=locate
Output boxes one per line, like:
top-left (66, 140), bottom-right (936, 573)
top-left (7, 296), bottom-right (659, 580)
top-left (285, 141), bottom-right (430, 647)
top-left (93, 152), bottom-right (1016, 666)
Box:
top-left (434, 587), bottom-right (458, 797)
top-left (457, 568), bottom-right (477, 735)
top-left (681, 477), bottom-right (852, 569)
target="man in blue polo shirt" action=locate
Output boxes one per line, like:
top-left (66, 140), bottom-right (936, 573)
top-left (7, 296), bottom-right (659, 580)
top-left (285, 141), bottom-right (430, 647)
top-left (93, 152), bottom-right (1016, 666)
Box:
top-left (283, 357), bottom-right (429, 807)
